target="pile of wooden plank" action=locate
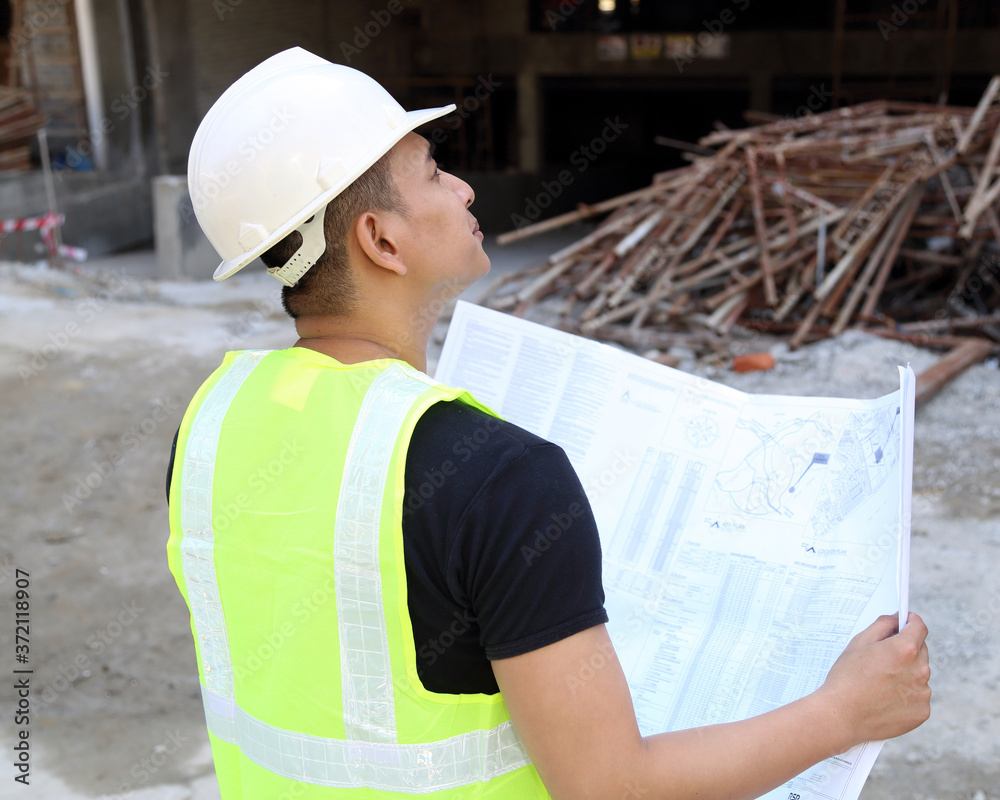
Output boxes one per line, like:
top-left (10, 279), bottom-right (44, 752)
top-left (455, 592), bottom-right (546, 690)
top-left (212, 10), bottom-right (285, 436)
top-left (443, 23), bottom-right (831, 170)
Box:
top-left (487, 78), bottom-right (1000, 358)
top-left (0, 87), bottom-right (46, 172)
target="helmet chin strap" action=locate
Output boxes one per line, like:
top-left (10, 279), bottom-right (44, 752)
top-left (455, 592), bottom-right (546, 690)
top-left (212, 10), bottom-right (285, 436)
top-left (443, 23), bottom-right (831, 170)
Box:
top-left (268, 211), bottom-right (327, 287)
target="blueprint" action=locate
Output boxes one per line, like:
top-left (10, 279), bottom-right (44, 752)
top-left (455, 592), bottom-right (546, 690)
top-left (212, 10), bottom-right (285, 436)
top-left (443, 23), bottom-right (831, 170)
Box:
top-left (436, 301), bottom-right (916, 800)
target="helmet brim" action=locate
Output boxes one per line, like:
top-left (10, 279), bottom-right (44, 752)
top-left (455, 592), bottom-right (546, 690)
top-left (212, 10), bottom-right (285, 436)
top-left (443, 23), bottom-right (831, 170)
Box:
top-left (211, 102), bottom-right (456, 282)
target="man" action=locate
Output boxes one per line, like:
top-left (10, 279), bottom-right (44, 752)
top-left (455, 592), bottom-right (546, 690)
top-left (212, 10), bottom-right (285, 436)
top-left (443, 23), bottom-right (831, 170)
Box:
top-left (168, 47), bottom-right (930, 799)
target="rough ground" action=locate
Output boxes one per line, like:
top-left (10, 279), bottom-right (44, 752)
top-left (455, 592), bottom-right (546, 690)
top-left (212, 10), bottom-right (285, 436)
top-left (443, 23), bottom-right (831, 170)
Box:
top-left (0, 235), bottom-right (996, 800)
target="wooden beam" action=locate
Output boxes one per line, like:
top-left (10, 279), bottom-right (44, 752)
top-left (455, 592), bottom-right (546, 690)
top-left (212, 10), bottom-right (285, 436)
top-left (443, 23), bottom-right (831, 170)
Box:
top-left (914, 338), bottom-right (995, 407)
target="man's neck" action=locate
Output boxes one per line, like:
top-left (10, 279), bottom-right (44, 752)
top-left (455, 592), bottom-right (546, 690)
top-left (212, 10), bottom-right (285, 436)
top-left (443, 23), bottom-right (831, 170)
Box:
top-left (293, 317), bottom-right (430, 373)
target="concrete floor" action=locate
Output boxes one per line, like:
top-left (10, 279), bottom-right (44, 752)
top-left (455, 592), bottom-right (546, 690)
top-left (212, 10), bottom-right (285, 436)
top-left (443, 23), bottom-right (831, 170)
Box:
top-left (0, 228), bottom-right (996, 800)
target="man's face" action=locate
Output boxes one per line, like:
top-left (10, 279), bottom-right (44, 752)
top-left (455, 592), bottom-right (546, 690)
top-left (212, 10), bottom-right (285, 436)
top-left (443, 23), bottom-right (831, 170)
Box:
top-left (386, 133), bottom-right (490, 297)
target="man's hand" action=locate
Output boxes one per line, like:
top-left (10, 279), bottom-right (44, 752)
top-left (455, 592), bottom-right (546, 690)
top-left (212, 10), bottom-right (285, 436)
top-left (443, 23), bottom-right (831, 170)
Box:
top-left (817, 612), bottom-right (931, 749)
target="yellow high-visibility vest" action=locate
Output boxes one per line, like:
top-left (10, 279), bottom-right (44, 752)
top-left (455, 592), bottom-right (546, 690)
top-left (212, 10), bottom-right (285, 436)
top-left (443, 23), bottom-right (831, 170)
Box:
top-left (167, 347), bottom-right (549, 798)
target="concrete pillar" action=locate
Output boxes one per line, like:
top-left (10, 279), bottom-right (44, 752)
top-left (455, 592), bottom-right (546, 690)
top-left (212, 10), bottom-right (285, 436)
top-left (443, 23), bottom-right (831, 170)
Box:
top-left (74, 0), bottom-right (107, 169)
top-left (153, 175), bottom-right (220, 280)
top-left (154, 176), bottom-right (184, 280)
top-left (516, 68), bottom-right (542, 173)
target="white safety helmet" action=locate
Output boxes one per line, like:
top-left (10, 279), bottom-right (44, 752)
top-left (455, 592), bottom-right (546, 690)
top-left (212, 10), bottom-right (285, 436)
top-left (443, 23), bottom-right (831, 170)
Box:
top-left (188, 47), bottom-right (455, 286)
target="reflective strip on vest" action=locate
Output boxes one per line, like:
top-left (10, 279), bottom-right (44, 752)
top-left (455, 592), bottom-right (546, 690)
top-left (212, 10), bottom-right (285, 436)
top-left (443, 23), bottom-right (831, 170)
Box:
top-left (180, 349), bottom-right (270, 738)
top-left (201, 683), bottom-right (531, 790)
top-left (181, 356), bottom-right (533, 792)
top-left (335, 363), bottom-right (435, 745)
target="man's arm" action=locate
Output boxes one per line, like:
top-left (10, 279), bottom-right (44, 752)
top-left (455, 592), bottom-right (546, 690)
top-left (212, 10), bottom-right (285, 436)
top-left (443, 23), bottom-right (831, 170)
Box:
top-left (493, 613), bottom-right (930, 800)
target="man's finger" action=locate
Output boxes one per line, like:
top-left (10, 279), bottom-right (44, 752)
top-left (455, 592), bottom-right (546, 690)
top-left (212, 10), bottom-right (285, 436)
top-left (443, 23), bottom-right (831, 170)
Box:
top-left (894, 614), bottom-right (929, 647)
top-left (852, 614), bottom-right (900, 645)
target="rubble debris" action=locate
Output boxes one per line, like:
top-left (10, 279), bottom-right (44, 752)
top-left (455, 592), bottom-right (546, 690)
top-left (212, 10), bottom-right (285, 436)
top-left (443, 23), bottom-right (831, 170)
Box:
top-left (489, 80), bottom-right (1000, 362)
top-left (732, 352), bottom-right (776, 373)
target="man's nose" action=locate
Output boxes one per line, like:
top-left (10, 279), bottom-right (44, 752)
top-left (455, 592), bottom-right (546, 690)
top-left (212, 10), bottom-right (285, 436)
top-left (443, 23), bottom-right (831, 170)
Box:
top-left (444, 172), bottom-right (475, 207)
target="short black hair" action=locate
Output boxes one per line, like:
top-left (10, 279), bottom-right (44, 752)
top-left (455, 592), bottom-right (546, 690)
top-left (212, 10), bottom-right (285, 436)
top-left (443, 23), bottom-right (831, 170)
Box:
top-left (261, 150), bottom-right (408, 319)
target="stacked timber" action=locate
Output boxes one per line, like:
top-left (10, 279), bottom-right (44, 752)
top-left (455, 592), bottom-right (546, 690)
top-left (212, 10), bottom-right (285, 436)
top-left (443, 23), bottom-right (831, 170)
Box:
top-left (0, 87), bottom-right (45, 172)
top-left (487, 78), bottom-right (1000, 357)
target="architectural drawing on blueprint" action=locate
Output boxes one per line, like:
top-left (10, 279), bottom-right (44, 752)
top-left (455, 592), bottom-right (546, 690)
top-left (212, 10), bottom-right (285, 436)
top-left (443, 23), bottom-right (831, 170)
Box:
top-left (809, 404), bottom-right (902, 538)
top-left (707, 411), bottom-right (838, 522)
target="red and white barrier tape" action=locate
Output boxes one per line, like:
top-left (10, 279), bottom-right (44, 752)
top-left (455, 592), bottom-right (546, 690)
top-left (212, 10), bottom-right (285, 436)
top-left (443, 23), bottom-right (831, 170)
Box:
top-left (39, 227), bottom-right (88, 262)
top-left (1, 211), bottom-right (88, 261)
top-left (0, 211), bottom-right (63, 233)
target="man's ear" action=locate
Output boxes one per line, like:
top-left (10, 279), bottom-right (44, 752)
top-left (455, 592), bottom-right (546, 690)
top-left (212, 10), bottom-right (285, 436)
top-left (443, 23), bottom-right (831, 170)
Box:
top-left (354, 211), bottom-right (407, 276)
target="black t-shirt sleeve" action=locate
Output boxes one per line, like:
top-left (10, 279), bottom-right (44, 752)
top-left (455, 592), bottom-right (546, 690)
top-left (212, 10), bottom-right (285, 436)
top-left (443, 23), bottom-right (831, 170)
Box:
top-left (403, 400), bottom-right (608, 691)
top-left (455, 441), bottom-right (608, 660)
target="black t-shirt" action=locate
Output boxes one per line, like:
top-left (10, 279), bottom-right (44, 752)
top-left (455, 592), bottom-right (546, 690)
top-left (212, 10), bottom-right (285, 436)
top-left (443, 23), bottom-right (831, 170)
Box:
top-left (167, 399), bottom-right (608, 695)
top-left (401, 400), bottom-right (608, 693)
